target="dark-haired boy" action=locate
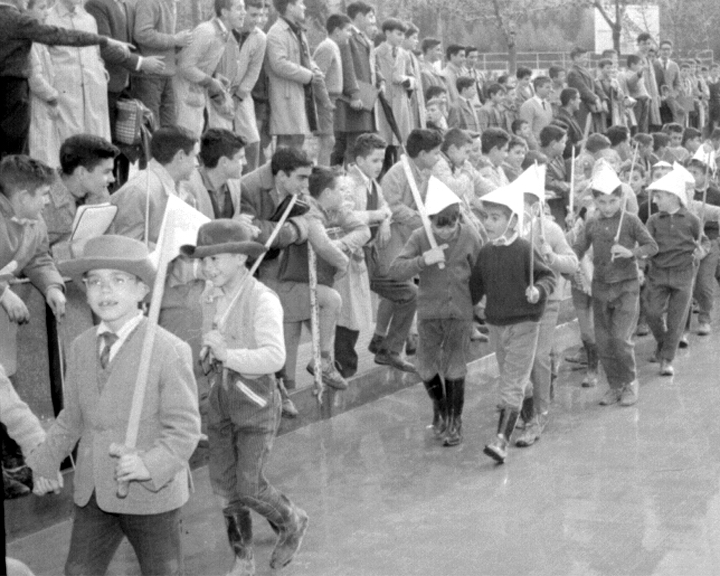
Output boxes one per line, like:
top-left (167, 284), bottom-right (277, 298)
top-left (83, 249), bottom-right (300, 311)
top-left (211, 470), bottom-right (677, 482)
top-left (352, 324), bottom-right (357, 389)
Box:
top-left (44, 134), bottom-right (119, 245)
top-left (443, 45), bottom-right (466, 106)
top-left (477, 127), bottom-right (510, 192)
top-left (447, 77), bottom-right (481, 133)
top-left (390, 178), bottom-right (482, 446)
top-left (478, 83), bottom-right (507, 132)
top-left (369, 129), bottom-right (444, 371)
top-left (0, 156), bottom-right (66, 379)
top-left (313, 13), bottom-right (352, 166)
top-left (573, 163), bottom-right (657, 407)
top-left (470, 183), bottom-right (555, 463)
top-left (29, 235), bottom-right (201, 576)
top-left (420, 38), bottom-right (445, 95)
top-left (519, 76), bottom-right (554, 150)
top-left (513, 66), bottom-right (534, 111)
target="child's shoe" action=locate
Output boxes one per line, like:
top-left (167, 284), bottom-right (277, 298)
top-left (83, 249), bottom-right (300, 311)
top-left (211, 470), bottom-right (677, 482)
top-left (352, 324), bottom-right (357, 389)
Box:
top-left (659, 360), bottom-right (674, 377)
top-left (599, 388), bottom-right (622, 406)
top-left (270, 508), bottom-right (309, 569)
top-left (581, 342), bottom-right (599, 387)
top-left (635, 322), bottom-right (649, 336)
top-left (368, 334), bottom-right (384, 354)
top-left (678, 332), bottom-right (689, 348)
top-left (307, 359), bottom-right (348, 390)
top-left (483, 408), bottom-right (519, 464)
top-left (515, 416), bottom-right (541, 447)
top-left (443, 378), bottom-right (464, 447)
top-left (619, 380), bottom-right (639, 406)
top-left (698, 323), bottom-right (711, 336)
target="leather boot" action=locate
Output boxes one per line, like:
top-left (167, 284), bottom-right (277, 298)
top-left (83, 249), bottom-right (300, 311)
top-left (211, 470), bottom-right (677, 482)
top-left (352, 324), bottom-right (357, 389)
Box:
top-left (483, 408), bottom-right (520, 464)
top-left (443, 378), bottom-right (465, 447)
top-left (423, 375), bottom-right (447, 438)
top-left (224, 510), bottom-right (255, 576)
top-left (269, 505), bottom-right (310, 569)
top-left (582, 342), bottom-right (599, 388)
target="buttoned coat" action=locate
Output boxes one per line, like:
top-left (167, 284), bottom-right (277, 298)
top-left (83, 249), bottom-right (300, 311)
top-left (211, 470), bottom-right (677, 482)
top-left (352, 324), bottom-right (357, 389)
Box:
top-left (27, 320), bottom-right (201, 515)
top-left (265, 18), bottom-right (314, 136)
top-left (375, 43), bottom-right (412, 146)
top-left (335, 26), bottom-right (377, 133)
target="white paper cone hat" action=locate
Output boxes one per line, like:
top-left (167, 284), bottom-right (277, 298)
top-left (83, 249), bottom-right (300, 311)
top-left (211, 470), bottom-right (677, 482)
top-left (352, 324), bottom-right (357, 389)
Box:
top-left (647, 170), bottom-right (688, 206)
top-left (481, 183), bottom-right (524, 230)
top-left (591, 159), bottom-right (622, 195)
top-left (424, 175), bottom-right (460, 216)
top-left (512, 163), bottom-right (546, 201)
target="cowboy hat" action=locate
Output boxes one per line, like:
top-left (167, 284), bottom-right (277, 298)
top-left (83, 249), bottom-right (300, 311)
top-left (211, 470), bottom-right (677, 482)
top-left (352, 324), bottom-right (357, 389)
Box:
top-left (180, 219), bottom-right (266, 259)
top-left (59, 235), bottom-right (156, 286)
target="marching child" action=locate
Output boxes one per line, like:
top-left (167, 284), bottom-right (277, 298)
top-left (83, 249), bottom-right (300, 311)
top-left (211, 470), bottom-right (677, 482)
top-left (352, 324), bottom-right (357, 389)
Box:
top-left (573, 163), bottom-right (657, 407)
top-left (470, 183), bottom-right (556, 463)
top-left (514, 165), bottom-right (578, 447)
top-left (181, 220), bottom-right (309, 575)
top-left (389, 178), bottom-right (483, 446)
top-left (28, 235), bottom-right (202, 575)
top-left (644, 170), bottom-right (702, 376)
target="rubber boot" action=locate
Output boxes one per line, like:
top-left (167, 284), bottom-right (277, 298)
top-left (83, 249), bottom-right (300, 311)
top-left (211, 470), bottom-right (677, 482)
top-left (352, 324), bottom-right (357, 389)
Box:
top-left (582, 341), bottom-right (599, 388)
top-left (443, 378), bottom-right (465, 447)
top-left (269, 504), bottom-right (310, 569)
top-left (483, 408), bottom-right (520, 464)
top-left (423, 375), bottom-right (447, 438)
top-left (223, 510), bottom-right (255, 576)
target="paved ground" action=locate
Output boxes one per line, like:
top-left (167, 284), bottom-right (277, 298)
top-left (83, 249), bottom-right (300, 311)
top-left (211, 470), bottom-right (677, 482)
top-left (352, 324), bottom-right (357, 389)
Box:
top-left (9, 313), bottom-right (720, 575)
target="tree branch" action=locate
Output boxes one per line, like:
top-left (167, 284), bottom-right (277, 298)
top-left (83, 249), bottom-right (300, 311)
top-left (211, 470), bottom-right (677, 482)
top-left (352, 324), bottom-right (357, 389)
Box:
top-left (593, 0), bottom-right (616, 29)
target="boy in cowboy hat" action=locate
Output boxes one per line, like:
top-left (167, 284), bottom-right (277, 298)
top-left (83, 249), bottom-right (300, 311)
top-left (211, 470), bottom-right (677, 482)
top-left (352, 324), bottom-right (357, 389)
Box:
top-left (181, 219), bottom-right (309, 576)
top-left (389, 177), bottom-right (483, 447)
top-left (470, 181), bottom-right (555, 464)
top-left (27, 235), bottom-right (201, 576)
top-left (573, 162), bottom-right (657, 408)
top-left (645, 170), bottom-right (703, 376)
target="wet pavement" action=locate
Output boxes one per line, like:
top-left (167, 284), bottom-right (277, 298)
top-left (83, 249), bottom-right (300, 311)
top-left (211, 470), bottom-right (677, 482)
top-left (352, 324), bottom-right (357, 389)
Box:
top-left (9, 315), bottom-right (720, 576)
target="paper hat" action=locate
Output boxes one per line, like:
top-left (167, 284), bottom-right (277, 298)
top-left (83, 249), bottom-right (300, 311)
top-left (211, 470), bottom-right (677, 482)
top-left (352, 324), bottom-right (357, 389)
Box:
top-left (59, 235), bottom-right (156, 286)
top-left (481, 183), bottom-right (524, 230)
top-left (424, 176), bottom-right (460, 216)
top-left (591, 159), bottom-right (622, 195)
top-left (672, 162), bottom-right (695, 186)
top-left (691, 145), bottom-right (717, 172)
top-left (652, 160), bottom-right (673, 170)
top-left (512, 163), bottom-right (546, 201)
top-left (647, 170), bottom-right (688, 206)
top-left (180, 219), bottom-right (266, 259)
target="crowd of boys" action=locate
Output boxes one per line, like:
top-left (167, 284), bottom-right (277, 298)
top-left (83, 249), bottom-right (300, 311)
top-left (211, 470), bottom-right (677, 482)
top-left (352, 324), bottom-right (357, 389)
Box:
top-left (3, 0), bottom-right (720, 574)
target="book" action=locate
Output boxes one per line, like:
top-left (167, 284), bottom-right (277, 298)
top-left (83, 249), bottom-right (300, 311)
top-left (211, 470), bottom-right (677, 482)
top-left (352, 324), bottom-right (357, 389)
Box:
top-left (70, 203), bottom-right (117, 242)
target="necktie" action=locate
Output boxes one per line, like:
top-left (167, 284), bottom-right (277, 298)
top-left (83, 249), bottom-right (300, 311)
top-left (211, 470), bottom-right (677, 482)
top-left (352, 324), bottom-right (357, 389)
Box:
top-left (99, 332), bottom-right (119, 369)
top-left (542, 101), bottom-right (547, 111)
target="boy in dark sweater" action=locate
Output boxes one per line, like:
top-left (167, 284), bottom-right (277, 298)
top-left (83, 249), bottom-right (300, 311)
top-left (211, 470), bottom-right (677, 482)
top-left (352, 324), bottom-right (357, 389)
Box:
top-left (644, 170), bottom-right (702, 376)
top-left (470, 184), bottom-right (555, 464)
top-left (390, 177), bottom-right (482, 446)
top-left (573, 163), bottom-right (658, 407)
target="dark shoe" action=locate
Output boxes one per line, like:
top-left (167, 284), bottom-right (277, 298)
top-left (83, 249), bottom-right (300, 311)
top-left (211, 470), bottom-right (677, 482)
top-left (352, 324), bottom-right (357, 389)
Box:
top-left (698, 322), bottom-right (711, 336)
top-left (519, 396), bottom-right (534, 425)
top-left (678, 333), bottom-right (689, 348)
top-left (443, 378), bottom-right (465, 447)
top-left (565, 347), bottom-right (588, 366)
top-left (582, 342), bottom-right (599, 387)
top-left (368, 334), bottom-right (384, 354)
top-left (635, 322), bottom-right (649, 337)
top-left (405, 333), bottom-right (418, 356)
top-left (270, 508), bottom-right (309, 569)
top-left (374, 351), bottom-right (416, 373)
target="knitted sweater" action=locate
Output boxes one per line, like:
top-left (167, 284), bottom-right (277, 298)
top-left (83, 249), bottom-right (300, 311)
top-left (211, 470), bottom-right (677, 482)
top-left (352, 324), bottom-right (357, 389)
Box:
top-left (470, 237), bottom-right (556, 326)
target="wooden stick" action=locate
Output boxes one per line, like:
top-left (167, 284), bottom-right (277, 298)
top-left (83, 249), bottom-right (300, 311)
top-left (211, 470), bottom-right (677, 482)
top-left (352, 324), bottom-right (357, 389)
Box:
top-left (113, 224), bottom-right (174, 498)
top-left (308, 244), bottom-right (324, 405)
top-left (627, 142), bottom-right (639, 186)
top-left (611, 196), bottom-right (629, 262)
top-left (579, 113), bottom-right (593, 157)
top-left (400, 155), bottom-right (444, 269)
top-left (569, 146), bottom-right (576, 215)
top-left (529, 210), bottom-right (535, 287)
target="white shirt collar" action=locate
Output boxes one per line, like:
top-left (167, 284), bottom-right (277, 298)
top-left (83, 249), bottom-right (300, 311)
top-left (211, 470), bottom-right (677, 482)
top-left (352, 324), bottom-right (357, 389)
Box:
top-left (97, 312), bottom-right (144, 362)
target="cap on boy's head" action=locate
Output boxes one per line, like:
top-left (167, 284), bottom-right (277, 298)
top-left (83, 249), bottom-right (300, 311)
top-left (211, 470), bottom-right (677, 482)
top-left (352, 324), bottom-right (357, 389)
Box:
top-left (180, 219), bottom-right (266, 259)
top-left (512, 163), bottom-right (546, 202)
top-left (690, 145), bottom-right (717, 172)
top-left (591, 159), bottom-right (622, 195)
top-left (672, 162), bottom-right (695, 187)
top-left (59, 235), bottom-right (156, 286)
top-left (647, 170), bottom-right (688, 206)
top-left (481, 183), bottom-right (524, 230)
top-left (425, 176), bottom-right (459, 216)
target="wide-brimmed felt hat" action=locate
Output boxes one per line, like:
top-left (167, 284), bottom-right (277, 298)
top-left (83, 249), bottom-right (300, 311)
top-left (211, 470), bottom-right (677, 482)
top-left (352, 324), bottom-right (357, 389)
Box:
top-left (180, 219), bottom-right (266, 259)
top-left (59, 235), bottom-right (156, 286)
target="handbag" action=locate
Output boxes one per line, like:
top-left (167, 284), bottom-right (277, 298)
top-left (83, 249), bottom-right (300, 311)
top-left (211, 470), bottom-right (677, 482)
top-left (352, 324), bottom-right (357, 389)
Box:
top-left (115, 98), bottom-right (154, 146)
